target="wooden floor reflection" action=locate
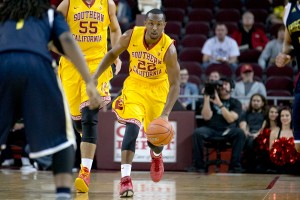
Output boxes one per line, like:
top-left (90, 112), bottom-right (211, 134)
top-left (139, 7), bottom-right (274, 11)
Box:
top-left (0, 169), bottom-right (300, 200)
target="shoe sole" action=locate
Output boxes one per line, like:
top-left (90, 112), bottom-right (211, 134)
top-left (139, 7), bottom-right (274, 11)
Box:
top-left (120, 189), bottom-right (134, 197)
top-left (75, 178), bottom-right (89, 193)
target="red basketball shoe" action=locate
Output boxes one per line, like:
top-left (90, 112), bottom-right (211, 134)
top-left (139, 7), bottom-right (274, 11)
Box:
top-left (150, 150), bottom-right (164, 182)
top-left (119, 176), bottom-right (134, 197)
top-left (75, 165), bottom-right (90, 193)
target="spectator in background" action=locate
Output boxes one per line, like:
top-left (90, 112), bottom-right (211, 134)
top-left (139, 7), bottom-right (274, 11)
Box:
top-left (178, 67), bottom-right (199, 109)
top-left (231, 11), bottom-right (269, 52)
top-left (269, 107), bottom-right (293, 149)
top-left (201, 71), bottom-right (221, 94)
top-left (202, 23), bottom-right (240, 71)
top-left (261, 105), bottom-right (279, 131)
top-left (117, 0), bottom-right (134, 32)
top-left (208, 71), bottom-right (221, 82)
top-left (254, 105), bottom-right (279, 173)
top-left (186, 77), bottom-right (245, 173)
top-left (232, 64), bottom-right (267, 111)
top-left (239, 94), bottom-right (267, 172)
top-left (258, 25), bottom-right (285, 69)
top-left (138, 0), bottom-right (161, 15)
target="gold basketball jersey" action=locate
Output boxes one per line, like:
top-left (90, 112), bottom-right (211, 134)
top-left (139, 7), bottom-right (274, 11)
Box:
top-left (127, 27), bottom-right (174, 82)
top-left (67, 0), bottom-right (110, 61)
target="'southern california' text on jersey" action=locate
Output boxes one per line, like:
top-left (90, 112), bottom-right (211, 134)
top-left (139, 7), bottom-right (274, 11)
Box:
top-left (66, 0), bottom-right (110, 61)
top-left (127, 26), bottom-right (174, 82)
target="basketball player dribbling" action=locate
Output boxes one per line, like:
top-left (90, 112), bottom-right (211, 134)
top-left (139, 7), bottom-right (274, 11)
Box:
top-left (56, 0), bottom-right (122, 193)
top-left (93, 9), bottom-right (180, 197)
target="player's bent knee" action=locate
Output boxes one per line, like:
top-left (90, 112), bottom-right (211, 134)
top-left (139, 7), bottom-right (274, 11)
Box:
top-left (121, 123), bottom-right (140, 152)
top-left (81, 107), bottom-right (99, 144)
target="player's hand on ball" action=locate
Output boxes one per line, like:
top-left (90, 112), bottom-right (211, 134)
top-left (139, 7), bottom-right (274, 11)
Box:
top-left (86, 81), bottom-right (102, 109)
top-left (114, 57), bottom-right (122, 75)
top-left (159, 114), bottom-right (168, 121)
top-left (275, 52), bottom-right (291, 67)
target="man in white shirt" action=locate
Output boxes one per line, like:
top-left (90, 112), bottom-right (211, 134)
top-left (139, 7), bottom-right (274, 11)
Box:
top-left (202, 23), bottom-right (240, 71)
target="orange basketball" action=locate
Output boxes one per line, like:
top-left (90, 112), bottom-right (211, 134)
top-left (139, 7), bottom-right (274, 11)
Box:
top-left (146, 118), bottom-right (174, 146)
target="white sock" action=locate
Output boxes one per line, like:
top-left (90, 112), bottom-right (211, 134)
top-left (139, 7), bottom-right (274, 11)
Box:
top-left (21, 157), bottom-right (31, 166)
top-left (81, 158), bottom-right (93, 171)
top-left (121, 164), bottom-right (132, 178)
top-left (153, 152), bottom-right (161, 157)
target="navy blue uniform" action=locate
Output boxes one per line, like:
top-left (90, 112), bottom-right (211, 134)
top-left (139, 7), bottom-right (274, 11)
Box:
top-left (286, 2), bottom-right (300, 140)
top-left (0, 9), bottom-right (76, 158)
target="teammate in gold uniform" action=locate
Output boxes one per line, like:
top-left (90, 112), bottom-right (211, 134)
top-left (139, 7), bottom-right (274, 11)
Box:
top-left (93, 9), bottom-right (180, 197)
top-left (56, 0), bottom-right (121, 193)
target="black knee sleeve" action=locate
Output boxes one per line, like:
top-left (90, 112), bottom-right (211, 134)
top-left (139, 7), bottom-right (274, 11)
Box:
top-left (121, 123), bottom-right (140, 152)
top-left (73, 120), bottom-right (82, 133)
top-left (147, 141), bottom-right (164, 154)
top-left (81, 107), bottom-right (99, 144)
top-left (52, 145), bottom-right (75, 175)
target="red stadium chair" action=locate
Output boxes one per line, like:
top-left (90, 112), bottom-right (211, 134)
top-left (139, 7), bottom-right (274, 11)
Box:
top-left (248, 9), bottom-right (268, 23)
top-left (265, 76), bottom-right (293, 95)
top-left (178, 48), bottom-right (203, 62)
top-left (238, 49), bottom-right (261, 63)
top-left (188, 8), bottom-right (214, 22)
top-left (164, 8), bottom-right (185, 23)
top-left (245, 0), bottom-right (271, 9)
top-left (165, 21), bottom-right (182, 36)
top-left (185, 21), bottom-right (210, 37)
top-left (180, 61), bottom-right (202, 77)
top-left (163, 0), bottom-right (189, 9)
top-left (219, 0), bottom-right (244, 9)
top-left (188, 75), bottom-right (202, 88)
top-left (205, 63), bottom-right (233, 78)
top-left (215, 9), bottom-right (241, 23)
top-left (222, 22), bottom-right (239, 35)
top-left (181, 34), bottom-right (207, 48)
top-left (266, 65), bottom-right (294, 78)
top-left (190, 0), bottom-right (216, 9)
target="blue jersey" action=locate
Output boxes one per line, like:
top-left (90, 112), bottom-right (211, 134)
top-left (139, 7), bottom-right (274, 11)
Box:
top-left (286, 1), bottom-right (300, 69)
top-left (0, 9), bottom-right (69, 63)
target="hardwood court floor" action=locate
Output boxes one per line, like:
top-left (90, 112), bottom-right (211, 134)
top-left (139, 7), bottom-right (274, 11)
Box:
top-left (0, 169), bottom-right (300, 200)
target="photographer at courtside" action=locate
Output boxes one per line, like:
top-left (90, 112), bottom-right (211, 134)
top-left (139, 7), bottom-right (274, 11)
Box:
top-left (186, 77), bottom-right (246, 173)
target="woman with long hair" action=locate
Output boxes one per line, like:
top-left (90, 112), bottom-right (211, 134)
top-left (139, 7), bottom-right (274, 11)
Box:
top-left (262, 105), bottom-right (279, 131)
top-left (254, 105), bottom-right (279, 173)
top-left (269, 107), bottom-right (293, 149)
top-left (0, 0), bottom-right (101, 198)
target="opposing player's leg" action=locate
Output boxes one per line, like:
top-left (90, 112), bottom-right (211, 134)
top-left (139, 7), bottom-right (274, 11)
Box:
top-left (0, 53), bottom-right (17, 164)
top-left (22, 53), bottom-right (76, 199)
top-left (293, 81), bottom-right (300, 152)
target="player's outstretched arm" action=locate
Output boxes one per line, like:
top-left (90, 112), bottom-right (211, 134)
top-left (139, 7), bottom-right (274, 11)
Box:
top-left (59, 32), bottom-right (101, 109)
top-left (93, 29), bottom-right (132, 80)
top-left (160, 44), bottom-right (180, 120)
top-left (276, 26), bottom-right (292, 68)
